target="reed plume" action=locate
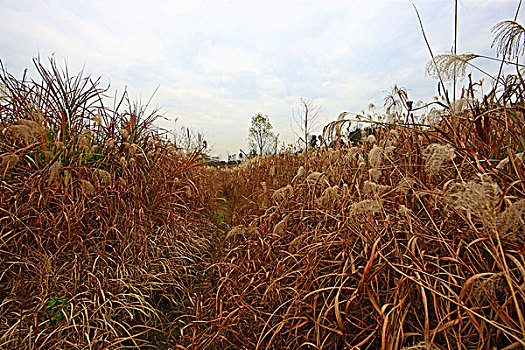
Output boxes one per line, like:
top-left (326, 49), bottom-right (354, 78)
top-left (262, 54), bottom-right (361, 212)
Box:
top-left (492, 20), bottom-right (525, 59)
top-left (426, 53), bottom-right (478, 81)
top-left (424, 143), bottom-right (455, 175)
top-left (1, 153), bottom-right (19, 172)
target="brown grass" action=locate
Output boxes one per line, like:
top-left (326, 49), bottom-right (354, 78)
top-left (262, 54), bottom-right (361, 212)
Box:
top-left (180, 103), bottom-right (525, 349)
top-left (2, 49), bottom-right (525, 349)
top-left (0, 58), bottom-right (217, 349)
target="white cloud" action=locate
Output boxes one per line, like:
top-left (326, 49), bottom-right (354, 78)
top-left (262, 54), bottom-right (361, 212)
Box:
top-left (0, 0), bottom-right (522, 157)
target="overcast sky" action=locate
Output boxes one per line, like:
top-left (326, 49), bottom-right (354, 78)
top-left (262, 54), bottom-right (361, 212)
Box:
top-left (1, 0), bottom-right (521, 158)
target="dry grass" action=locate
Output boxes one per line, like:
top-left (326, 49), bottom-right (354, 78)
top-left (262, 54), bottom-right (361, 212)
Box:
top-left (2, 35), bottom-right (525, 350)
top-left (0, 58), bottom-right (216, 349)
top-left (180, 102), bottom-right (525, 349)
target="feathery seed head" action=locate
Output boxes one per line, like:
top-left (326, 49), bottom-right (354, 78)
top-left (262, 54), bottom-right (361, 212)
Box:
top-left (226, 225), bottom-right (246, 241)
top-left (307, 172), bottom-right (321, 182)
top-left (25, 103), bottom-right (44, 123)
top-left (386, 113), bottom-right (397, 124)
top-left (496, 157), bottom-right (509, 170)
top-left (306, 172), bottom-right (330, 187)
top-left (471, 274), bottom-right (506, 308)
top-left (272, 185), bottom-right (293, 203)
top-left (78, 133), bottom-right (91, 151)
top-left (426, 110), bottom-right (444, 126)
top-left (0, 83), bottom-right (9, 101)
top-left (273, 216), bottom-right (288, 235)
top-left (369, 168), bottom-right (382, 181)
top-left (396, 177), bottom-right (416, 195)
top-left (17, 119), bottom-right (40, 129)
top-left (425, 143), bottom-right (455, 175)
top-left (450, 98), bottom-right (475, 114)
top-left (426, 53), bottom-right (478, 81)
top-left (92, 113), bottom-right (103, 127)
top-left (315, 185), bottom-right (341, 208)
top-left (95, 169), bottom-right (112, 184)
top-left (384, 146), bottom-right (396, 158)
top-left (119, 156), bottom-right (128, 168)
top-left (82, 129), bottom-right (93, 139)
top-left (497, 199), bottom-right (525, 242)
top-left (1, 154), bottom-right (20, 172)
top-left (366, 134), bottom-right (377, 144)
top-left (48, 160), bottom-right (63, 186)
top-left (350, 199), bottom-right (382, 216)
top-left (346, 147), bottom-right (362, 162)
top-left (398, 204), bottom-right (412, 216)
top-left (129, 143), bottom-right (138, 155)
top-left (105, 138), bottom-right (115, 149)
top-left (342, 183), bottom-right (350, 195)
top-left (363, 180), bottom-right (390, 197)
top-left (447, 178), bottom-right (501, 219)
top-left (516, 152), bottom-right (524, 165)
top-left (296, 166), bottom-right (305, 177)
top-left (119, 128), bottom-right (129, 139)
top-left (368, 145), bottom-right (383, 167)
top-left (388, 129), bottom-right (399, 142)
top-left (79, 179), bottom-right (95, 195)
top-left (9, 123), bottom-right (40, 145)
top-left (491, 20), bottom-right (525, 59)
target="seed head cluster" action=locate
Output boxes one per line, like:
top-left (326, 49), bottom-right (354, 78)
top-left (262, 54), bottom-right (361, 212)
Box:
top-left (425, 143), bottom-right (455, 175)
top-left (1, 153), bottom-right (20, 172)
top-left (446, 178), bottom-right (501, 219)
top-left (315, 185), bottom-right (341, 208)
top-left (497, 199), bottom-right (525, 242)
top-left (363, 180), bottom-right (390, 197)
top-left (368, 145), bottom-right (383, 167)
top-left (350, 199), bottom-right (382, 216)
top-left (272, 184), bottom-right (293, 203)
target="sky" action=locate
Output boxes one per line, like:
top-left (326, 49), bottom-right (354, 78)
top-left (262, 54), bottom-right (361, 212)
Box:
top-left (0, 0), bottom-right (522, 158)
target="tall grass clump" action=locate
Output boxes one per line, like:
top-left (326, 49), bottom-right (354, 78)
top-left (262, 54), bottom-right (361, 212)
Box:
top-left (177, 24), bottom-right (525, 346)
top-left (0, 58), bottom-right (214, 349)
top-left (3, 10), bottom-right (525, 350)
top-left (182, 107), bottom-right (525, 349)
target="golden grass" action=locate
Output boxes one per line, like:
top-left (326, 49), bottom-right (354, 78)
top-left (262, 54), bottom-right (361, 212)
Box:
top-left (2, 49), bottom-right (525, 349)
top-left (180, 105), bottom-right (525, 349)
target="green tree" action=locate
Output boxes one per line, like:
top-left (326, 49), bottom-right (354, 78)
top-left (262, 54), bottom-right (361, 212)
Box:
top-left (248, 113), bottom-right (277, 156)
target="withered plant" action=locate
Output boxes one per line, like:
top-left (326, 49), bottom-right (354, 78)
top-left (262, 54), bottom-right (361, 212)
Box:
top-left (0, 58), bottom-right (214, 349)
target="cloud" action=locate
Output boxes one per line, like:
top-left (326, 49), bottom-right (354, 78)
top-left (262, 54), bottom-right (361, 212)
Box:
top-left (0, 0), bottom-right (521, 157)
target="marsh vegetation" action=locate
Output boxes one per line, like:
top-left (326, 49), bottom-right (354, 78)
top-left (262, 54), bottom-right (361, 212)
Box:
top-left (1, 11), bottom-right (525, 350)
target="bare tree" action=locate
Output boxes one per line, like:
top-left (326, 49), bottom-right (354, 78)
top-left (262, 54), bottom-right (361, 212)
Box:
top-left (291, 98), bottom-right (321, 156)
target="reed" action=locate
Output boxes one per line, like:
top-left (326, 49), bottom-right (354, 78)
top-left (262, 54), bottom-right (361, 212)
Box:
top-left (2, 9), bottom-right (525, 349)
top-left (0, 58), bottom-right (213, 349)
